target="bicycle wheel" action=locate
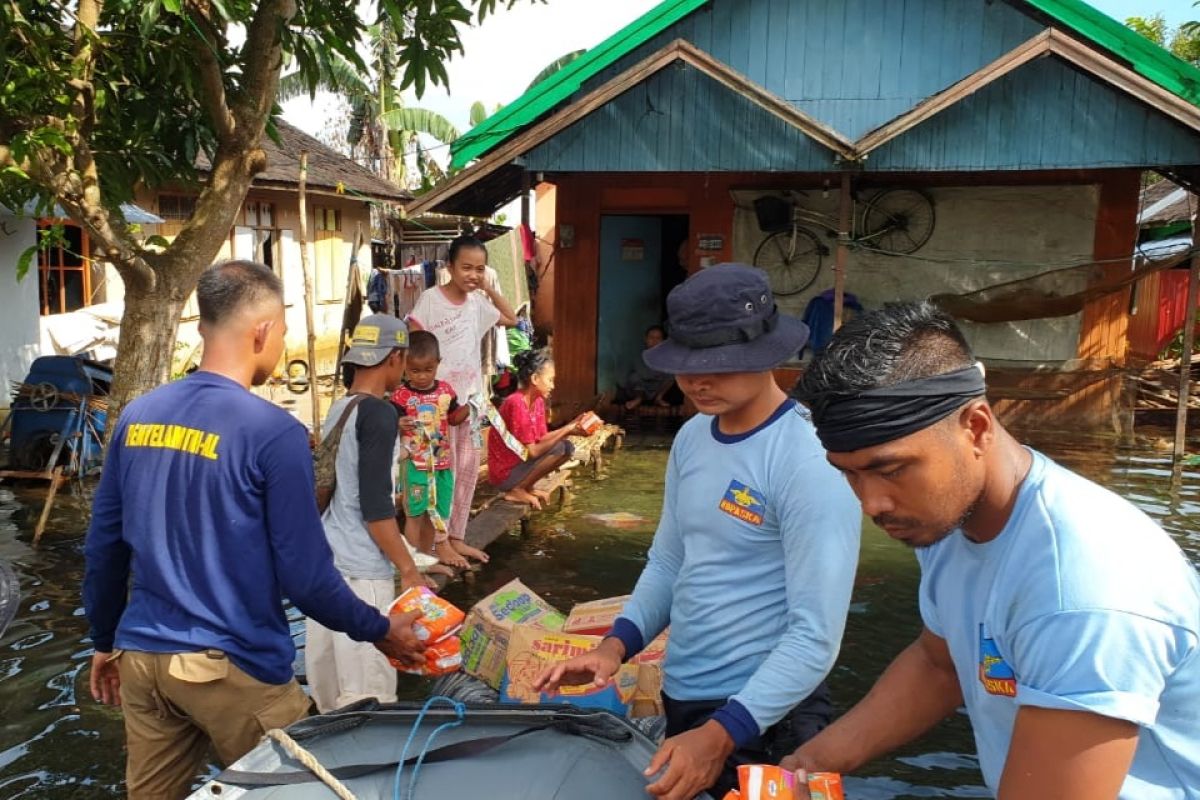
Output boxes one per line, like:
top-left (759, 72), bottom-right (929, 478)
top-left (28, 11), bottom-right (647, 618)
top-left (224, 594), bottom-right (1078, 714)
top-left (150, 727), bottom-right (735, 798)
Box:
top-left (859, 189), bottom-right (935, 254)
top-left (753, 228), bottom-right (823, 296)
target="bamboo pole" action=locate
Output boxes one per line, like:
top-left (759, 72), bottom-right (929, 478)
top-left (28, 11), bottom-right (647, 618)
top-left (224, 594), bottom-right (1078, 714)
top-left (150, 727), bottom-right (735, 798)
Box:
top-left (832, 172), bottom-right (852, 330)
top-left (297, 151), bottom-right (321, 437)
top-left (1173, 201), bottom-right (1200, 461)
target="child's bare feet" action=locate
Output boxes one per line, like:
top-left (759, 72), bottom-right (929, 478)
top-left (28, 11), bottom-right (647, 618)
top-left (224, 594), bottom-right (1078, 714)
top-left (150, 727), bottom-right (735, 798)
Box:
top-left (451, 539), bottom-right (491, 564)
top-left (531, 488), bottom-right (551, 503)
top-left (424, 563), bottom-right (456, 577)
top-left (434, 540), bottom-right (470, 569)
top-left (504, 487), bottom-right (542, 510)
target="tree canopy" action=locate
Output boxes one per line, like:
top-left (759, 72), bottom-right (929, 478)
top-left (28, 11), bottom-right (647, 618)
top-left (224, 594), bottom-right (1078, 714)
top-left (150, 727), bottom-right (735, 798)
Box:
top-left (0, 0), bottom-right (530, 417)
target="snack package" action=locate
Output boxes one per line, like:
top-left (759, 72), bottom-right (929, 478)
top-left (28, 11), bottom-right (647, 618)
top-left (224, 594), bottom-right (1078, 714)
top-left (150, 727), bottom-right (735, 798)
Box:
top-left (736, 765), bottom-right (797, 799)
top-left (725, 767), bottom-right (844, 800)
top-left (459, 579), bottom-right (566, 689)
top-left (394, 636), bottom-right (462, 677)
top-left (805, 773), bottom-right (844, 800)
top-left (563, 595), bottom-right (631, 636)
top-left (577, 411), bottom-right (604, 436)
top-left (388, 587), bottom-right (465, 644)
top-left (499, 626), bottom-right (638, 715)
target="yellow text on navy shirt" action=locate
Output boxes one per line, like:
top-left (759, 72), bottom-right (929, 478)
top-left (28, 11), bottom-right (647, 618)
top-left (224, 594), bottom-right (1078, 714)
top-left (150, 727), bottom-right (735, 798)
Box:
top-left (124, 423), bottom-right (221, 460)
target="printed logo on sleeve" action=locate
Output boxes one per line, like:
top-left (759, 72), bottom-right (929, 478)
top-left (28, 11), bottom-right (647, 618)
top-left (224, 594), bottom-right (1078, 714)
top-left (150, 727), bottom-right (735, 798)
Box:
top-left (718, 480), bottom-right (765, 526)
top-left (978, 623), bottom-right (1017, 697)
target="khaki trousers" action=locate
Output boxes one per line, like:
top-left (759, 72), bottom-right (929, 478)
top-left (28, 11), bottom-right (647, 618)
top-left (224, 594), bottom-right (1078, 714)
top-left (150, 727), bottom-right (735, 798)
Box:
top-left (117, 649), bottom-right (311, 800)
top-left (304, 575), bottom-right (397, 713)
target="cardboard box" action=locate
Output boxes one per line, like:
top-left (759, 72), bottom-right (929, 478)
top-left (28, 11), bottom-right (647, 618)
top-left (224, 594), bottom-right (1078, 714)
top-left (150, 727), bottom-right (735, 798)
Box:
top-left (458, 579), bottom-right (566, 690)
top-left (563, 595), bottom-right (631, 636)
top-left (500, 626), bottom-right (638, 715)
top-left (630, 631), bottom-right (668, 718)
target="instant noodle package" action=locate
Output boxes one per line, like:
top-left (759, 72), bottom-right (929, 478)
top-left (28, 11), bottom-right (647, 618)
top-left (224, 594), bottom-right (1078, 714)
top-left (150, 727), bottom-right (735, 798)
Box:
top-left (458, 579), bottom-right (566, 689)
top-left (500, 626), bottom-right (639, 715)
top-left (386, 587), bottom-right (466, 676)
top-left (722, 766), bottom-right (844, 800)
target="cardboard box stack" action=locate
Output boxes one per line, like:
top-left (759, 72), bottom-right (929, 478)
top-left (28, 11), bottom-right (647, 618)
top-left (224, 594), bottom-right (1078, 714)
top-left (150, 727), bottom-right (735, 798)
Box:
top-left (500, 626), bottom-right (639, 715)
top-left (459, 579), bottom-right (566, 690)
top-left (563, 595), bottom-right (667, 719)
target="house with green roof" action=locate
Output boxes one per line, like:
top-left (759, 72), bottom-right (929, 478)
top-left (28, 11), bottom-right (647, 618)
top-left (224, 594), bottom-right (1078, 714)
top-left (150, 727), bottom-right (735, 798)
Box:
top-left (408, 0), bottom-right (1200, 430)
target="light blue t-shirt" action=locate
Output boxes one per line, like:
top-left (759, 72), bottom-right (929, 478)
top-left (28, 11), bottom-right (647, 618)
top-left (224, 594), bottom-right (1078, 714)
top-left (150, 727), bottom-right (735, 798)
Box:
top-left (615, 401), bottom-right (861, 744)
top-left (917, 450), bottom-right (1200, 797)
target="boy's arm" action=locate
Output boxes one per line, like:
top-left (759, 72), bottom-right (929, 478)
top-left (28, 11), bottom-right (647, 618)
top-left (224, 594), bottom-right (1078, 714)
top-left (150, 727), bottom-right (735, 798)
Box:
top-left (447, 392), bottom-right (469, 426)
top-left (719, 453), bottom-right (861, 746)
top-left (356, 400), bottom-right (424, 590)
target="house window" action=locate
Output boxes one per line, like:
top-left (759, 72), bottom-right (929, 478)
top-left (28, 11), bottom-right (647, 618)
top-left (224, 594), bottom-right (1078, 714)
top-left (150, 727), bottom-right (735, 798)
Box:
top-left (314, 207), bottom-right (341, 232)
top-left (238, 200), bottom-right (279, 274)
top-left (37, 221), bottom-right (92, 315)
top-left (158, 194), bottom-right (196, 221)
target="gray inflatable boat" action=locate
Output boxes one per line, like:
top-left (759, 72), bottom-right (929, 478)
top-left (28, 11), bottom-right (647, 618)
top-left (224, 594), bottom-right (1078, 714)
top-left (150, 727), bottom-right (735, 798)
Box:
top-left (0, 559), bottom-right (17, 638)
top-left (189, 701), bottom-right (712, 799)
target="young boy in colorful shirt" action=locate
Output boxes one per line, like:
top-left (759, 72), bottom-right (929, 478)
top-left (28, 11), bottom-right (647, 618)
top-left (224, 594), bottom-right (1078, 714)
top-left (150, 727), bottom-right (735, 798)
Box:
top-left (536, 264), bottom-right (862, 800)
top-left (392, 331), bottom-right (469, 569)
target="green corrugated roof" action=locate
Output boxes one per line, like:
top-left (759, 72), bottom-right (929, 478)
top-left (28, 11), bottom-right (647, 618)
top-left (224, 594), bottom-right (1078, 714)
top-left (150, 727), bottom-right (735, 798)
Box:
top-left (449, 0), bottom-right (706, 169)
top-left (450, 0), bottom-right (1200, 171)
top-left (1025, 0), bottom-right (1200, 105)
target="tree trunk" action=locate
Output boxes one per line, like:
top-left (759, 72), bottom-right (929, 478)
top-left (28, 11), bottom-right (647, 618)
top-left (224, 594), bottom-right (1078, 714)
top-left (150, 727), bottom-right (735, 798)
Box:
top-left (106, 273), bottom-right (188, 425)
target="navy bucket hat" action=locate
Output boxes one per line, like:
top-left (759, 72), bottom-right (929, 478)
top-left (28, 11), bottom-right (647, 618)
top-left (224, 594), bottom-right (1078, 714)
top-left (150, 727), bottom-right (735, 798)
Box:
top-left (644, 263), bottom-right (810, 375)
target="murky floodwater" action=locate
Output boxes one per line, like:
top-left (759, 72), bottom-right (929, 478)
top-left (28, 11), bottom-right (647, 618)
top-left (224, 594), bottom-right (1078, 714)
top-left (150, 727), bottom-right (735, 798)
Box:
top-left (0, 430), bottom-right (1197, 799)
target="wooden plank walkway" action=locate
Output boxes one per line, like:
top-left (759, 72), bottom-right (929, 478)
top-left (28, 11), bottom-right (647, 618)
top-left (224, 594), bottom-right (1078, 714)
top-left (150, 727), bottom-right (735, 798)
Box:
top-left (430, 424), bottom-right (623, 590)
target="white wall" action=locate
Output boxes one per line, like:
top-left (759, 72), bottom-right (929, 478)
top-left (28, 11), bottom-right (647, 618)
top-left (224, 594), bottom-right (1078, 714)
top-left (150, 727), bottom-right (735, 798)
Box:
top-left (0, 216), bottom-right (42, 409)
top-left (731, 184), bottom-right (1099, 363)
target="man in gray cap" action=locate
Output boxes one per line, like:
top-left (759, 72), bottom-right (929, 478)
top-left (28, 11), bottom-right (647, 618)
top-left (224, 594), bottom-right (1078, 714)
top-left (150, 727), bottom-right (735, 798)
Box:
top-left (305, 314), bottom-right (429, 713)
top-left (537, 264), bottom-right (861, 800)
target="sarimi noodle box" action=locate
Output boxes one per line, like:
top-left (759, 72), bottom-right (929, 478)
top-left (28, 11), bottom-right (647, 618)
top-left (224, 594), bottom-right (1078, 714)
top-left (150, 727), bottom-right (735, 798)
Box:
top-left (500, 627), bottom-right (638, 715)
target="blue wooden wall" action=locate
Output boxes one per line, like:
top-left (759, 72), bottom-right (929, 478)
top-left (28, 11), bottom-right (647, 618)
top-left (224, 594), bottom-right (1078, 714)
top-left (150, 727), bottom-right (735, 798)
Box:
top-left (522, 0), bottom-right (1200, 173)
top-left (525, 64), bottom-right (839, 172)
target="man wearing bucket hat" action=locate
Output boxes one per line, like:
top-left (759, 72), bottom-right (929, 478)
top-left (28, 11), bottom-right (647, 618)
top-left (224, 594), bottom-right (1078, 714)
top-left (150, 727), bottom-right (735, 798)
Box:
top-left (537, 264), bottom-right (862, 800)
top-left (306, 314), bottom-right (431, 714)
top-left (782, 301), bottom-right (1200, 799)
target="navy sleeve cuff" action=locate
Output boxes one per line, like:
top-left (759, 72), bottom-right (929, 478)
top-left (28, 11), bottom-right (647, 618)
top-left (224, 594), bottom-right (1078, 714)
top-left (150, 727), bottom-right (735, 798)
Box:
top-left (710, 699), bottom-right (760, 748)
top-left (363, 612), bottom-right (390, 643)
top-left (91, 633), bottom-right (115, 653)
top-left (607, 617), bottom-right (645, 661)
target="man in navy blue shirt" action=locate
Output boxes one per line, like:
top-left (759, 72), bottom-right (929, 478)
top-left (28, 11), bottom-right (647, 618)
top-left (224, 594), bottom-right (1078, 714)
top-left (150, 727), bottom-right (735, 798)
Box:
top-left (83, 260), bottom-right (424, 799)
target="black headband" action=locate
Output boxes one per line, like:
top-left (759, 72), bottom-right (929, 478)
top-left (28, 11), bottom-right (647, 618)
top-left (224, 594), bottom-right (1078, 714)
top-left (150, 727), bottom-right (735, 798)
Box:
top-left (671, 306), bottom-right (780, 349)
top-left (809, 364), bottom-right (987, 452)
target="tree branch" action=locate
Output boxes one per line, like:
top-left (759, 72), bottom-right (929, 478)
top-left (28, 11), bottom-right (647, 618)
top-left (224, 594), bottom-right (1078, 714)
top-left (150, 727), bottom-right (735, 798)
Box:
top-left (235, 0), bottom-right (296, 135)
top-left (186, 1), bottom-right (236, 144)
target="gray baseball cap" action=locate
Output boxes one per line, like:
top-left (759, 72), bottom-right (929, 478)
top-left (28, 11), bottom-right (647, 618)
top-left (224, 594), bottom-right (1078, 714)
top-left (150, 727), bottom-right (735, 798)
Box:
top-left (342, 314), bottom-right (409, 367)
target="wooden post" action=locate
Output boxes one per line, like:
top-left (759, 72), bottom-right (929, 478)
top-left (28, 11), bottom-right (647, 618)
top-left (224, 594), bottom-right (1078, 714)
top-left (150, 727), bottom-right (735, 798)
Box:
top-left (1173, 201), bottom-right (1200, 461)
top-left (33, 468), bottom-right (64, 546)
top-left (832, 172), bottom-right (852, 330)
top-left (297, 151), bottom-right (322, 437)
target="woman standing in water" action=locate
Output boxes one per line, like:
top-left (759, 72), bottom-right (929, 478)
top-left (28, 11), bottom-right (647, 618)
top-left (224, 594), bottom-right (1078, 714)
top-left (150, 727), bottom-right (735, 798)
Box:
top-left (408, 236), bottom-right (517, 568)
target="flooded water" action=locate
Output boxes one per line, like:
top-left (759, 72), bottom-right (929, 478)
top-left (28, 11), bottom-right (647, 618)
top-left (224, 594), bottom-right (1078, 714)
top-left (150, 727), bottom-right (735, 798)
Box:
top-left (0, 431), bottom-right (1197, 799)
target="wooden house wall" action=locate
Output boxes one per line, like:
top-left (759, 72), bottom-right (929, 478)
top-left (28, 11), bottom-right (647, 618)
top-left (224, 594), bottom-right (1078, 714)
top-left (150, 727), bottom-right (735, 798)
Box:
top-left (546, 169), bottom-right (1143, 430)
top-left (1128, 268), bottom-right (1197, 362)
top-left (585, 0), bottom-right (1044, 141)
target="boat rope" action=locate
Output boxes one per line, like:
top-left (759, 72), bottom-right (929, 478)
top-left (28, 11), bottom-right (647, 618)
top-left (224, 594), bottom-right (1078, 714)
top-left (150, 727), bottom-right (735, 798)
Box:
top-left (394, 695), bottom-right (466, 800)
top-left (265, 728), bottom-right (359, 800)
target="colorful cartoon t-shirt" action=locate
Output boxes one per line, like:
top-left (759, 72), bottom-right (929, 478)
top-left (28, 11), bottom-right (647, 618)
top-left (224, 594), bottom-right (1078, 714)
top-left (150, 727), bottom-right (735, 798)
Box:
top-left (916, 450), bottom-right (1200, 797)
top-left (391, 381), bottom-right (459, 471)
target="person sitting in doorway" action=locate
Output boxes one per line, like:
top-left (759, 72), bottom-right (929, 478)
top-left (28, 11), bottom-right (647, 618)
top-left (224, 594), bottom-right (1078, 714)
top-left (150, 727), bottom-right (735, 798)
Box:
top-left (488, 348), bottom-right (587, 509)
top-left (615, 325), bottom-right (680, 412)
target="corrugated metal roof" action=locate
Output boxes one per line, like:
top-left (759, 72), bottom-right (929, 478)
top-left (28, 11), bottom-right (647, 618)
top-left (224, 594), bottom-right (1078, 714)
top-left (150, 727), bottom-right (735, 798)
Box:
top-left (0, 200), bottom-right (163, 223)
top-left (449, 0), bottom-right (1200, 171)
top-left (449, 0), bottom-right (706, 169)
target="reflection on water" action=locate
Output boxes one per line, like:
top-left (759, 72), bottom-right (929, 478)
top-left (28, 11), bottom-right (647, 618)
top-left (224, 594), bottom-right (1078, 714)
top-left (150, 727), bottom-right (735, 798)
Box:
top-left (0, 432), bottom-right (1196, 798)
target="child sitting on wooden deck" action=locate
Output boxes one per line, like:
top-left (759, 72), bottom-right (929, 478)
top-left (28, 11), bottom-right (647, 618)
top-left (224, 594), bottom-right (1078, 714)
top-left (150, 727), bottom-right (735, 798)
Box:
top-left (487, 349), bottom-right (588, 509)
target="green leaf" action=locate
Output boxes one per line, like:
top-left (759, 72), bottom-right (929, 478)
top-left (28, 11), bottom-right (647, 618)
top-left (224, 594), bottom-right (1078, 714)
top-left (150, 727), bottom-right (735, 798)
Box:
top-left (16, 246), bottom-right (34, 282)
top-left (161, 0), bottom-right (181, 14)
top-left (380, 107), bottom-right (460, 144)
top-left (469, 100), bottom-right (488, 127)
top-left (526, 49), bottom-right (585, 91)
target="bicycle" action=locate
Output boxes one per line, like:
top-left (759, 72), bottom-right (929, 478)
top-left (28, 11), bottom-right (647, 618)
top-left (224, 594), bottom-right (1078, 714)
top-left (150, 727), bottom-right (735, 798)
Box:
top-left (752, 188), bottom-right (936, 296)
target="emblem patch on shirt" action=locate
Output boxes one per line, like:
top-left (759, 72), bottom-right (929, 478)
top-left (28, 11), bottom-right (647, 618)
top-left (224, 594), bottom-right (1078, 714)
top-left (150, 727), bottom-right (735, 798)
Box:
top-left (718, 480), bottom-right (765, 526)
top-left (978, 624), bottom-right (1016, 697)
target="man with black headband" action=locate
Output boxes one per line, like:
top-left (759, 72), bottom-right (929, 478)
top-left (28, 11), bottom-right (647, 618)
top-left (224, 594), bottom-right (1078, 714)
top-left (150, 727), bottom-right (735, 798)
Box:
top-left (536, 264), bottom-right (861, 800)
top-left (783, 301), bottom-right (1200, 799)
